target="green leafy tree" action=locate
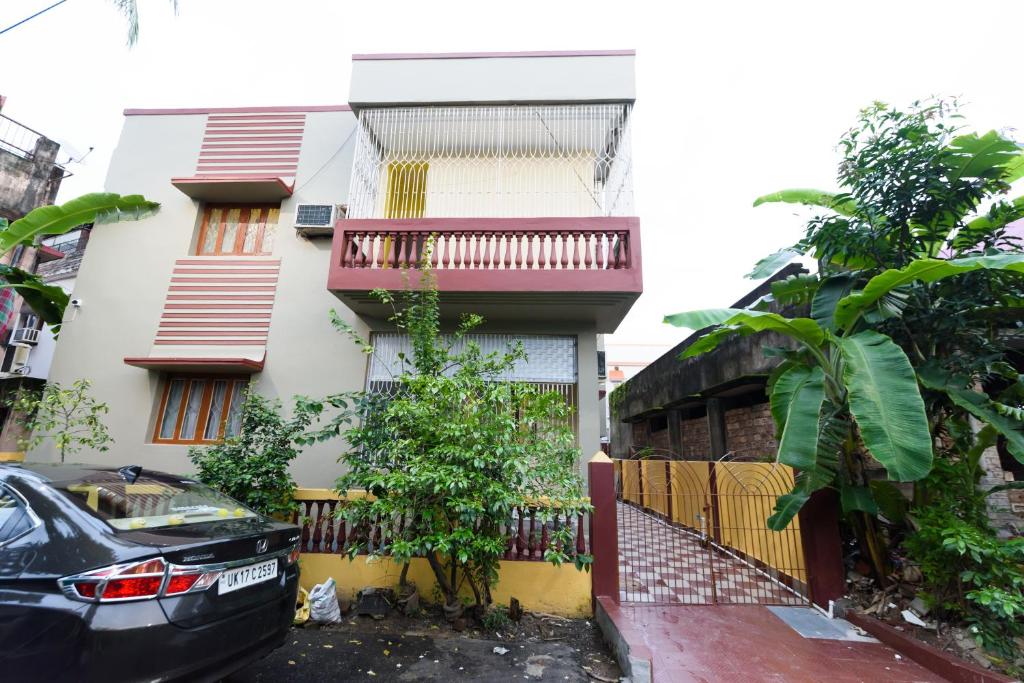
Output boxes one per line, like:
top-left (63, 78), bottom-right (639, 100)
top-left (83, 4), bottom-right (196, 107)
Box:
top-left (14, 379), bottom-right (112, 463)
top-left (109, 0), bottom-right (179, 46)
top-left (306, 269), bottom-right (591, 618)
top-left (666, 101), bottom-right (1024, 545)
top-left (1, 193), bottom-right (159, 332)
top-left (188, 393), bottom-right (319, 519)
top-left (667, 100), bottom-right (1024, 658)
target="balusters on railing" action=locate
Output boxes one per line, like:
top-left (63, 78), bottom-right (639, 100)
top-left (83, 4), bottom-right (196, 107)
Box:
top-left (322, 500), bottom-right (336, 553)
top-left (339, 224), bottom-right (632, 275)
top-left (300, 501), bottom-right (312, 551)
top-left (527, 509), bottom-right (538, 559)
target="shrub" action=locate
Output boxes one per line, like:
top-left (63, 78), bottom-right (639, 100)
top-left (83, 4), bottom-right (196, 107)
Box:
top-left (188, 393), bottom-right (319, 518)
top-left (13, 379), bottom-right (112, 463)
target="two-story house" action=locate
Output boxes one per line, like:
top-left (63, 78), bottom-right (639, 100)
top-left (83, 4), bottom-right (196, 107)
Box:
top-left (34, 50), bottom-right (642, 485)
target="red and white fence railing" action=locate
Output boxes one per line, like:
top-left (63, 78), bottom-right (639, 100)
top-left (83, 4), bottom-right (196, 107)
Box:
top-left (335, 217), bottom-right (636, 272)
top-left (293, 495), bottom-right (589, 561)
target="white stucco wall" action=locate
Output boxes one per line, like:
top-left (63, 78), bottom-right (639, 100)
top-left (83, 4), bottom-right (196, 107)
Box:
top-left (349, 53), bottom-right (636, 108)
top-left (32, 108), bottom-right (603, 485)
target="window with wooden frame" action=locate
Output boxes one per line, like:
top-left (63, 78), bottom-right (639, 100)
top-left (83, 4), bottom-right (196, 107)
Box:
top-left (152, 376), bottom-right (248, 444)
top-left (195, 205), bottom-right (279, 256)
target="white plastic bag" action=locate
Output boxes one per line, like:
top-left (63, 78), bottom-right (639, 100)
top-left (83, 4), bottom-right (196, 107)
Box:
top-left (309, 578), bottom-right (341, 623)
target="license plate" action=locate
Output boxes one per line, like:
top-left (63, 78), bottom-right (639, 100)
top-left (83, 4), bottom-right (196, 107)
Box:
top-left (218, 559), bottom-right (278, 595)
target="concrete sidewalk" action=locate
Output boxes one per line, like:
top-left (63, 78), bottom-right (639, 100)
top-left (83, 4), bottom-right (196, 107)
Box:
top-left (597, 598), bottom-right (947, 682)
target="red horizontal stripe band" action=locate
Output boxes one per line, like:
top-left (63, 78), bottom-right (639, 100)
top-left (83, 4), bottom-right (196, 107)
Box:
top-left (175, 258), bottom-right (281, 265)
top-left (171, 278), bottom-right (279, 283)
top-left (198, 157), bottom-right (299, 164)
top-left (168, 286), bottom-right (277, 292)
top-left (162, 313), bottom-right (272, 318)
top-left (208, 114), bottom-right (307, 121)
top-left (198, 136), bottom-right (302, 142)
top-left (166, 294), bottom-right (277, 300)
top-left (196, 161), bottom-right (297, 167)
top-left (206, 121), bottom-right (306, 128)
top-left (164, 304), bottom-right (274, 309)
top-left (158, 330), bottom-right (268, 336)
top-left (153, 340), bottom-right (268, 345)
top-left (201, 143), bottom-right (301, 149)
top-left (199, 149), bottom-right (299, 156)
top-left (204, 129), bottom-right (303, 136)
top-left (173, 268), bottom-right (281, 274)
top-left (159, 322), bottom-right (271, 328)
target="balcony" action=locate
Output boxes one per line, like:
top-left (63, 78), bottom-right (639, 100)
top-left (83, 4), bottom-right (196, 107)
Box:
top-left (329, 216), bottom-right (641, 331)
top-left (331, 104), bottom-right (642, 331)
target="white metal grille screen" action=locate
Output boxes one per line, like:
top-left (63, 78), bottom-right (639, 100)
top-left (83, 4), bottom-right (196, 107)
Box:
top-left (348, 105), bottom-right (634, 219)
top-left (366, 333), bottom-right (577, 383)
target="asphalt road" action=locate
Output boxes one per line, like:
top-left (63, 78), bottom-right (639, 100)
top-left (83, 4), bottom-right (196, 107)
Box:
top-left (226, 626), bottom-right (596, 682)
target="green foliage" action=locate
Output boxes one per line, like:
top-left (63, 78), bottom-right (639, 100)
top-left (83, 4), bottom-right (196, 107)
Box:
top-left (13, 379), bottom-right (112, 463)
top-left (906, 488), bottom-right (1024, 663)
top-left (665, 100), bottom-right (1024, 552)
top-left (0, 193), bottom-right (158, 331)
top-left (188, 393), bottom-right (318, 519)
top-left (309, 264), bottom-right (591, 612)
top-left (480, 605), bottom-right (511, 631)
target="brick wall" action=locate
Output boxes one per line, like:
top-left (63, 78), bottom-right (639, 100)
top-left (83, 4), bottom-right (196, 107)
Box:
top-left (679, 417), bottom-right (710, 458)
top-left (649, 426), bottom-right (671, 452)
top-left (724, 402), bottom-right (777, 458)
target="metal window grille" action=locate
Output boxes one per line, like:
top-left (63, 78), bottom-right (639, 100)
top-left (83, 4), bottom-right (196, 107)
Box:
top-left (366, 332), bottom-right (577, 384)
top-left (348, 105), bottom-right (634, 219)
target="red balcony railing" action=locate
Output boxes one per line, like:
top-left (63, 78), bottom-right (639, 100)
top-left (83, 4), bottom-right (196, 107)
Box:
top-left (336, 217), bottom-right (635, 272)
top-left (331, 216), bottom-right (639, 284)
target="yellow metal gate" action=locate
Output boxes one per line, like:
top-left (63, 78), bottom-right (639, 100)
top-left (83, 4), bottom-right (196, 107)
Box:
top-left (614, 457), bottom-right (810, 606)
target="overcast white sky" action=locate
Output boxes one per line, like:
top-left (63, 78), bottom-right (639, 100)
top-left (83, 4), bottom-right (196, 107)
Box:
top-left (3, 0), bottom-right (1023, 357)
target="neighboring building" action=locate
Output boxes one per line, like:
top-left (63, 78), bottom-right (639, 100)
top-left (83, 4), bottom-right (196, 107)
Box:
top-left (608, 265), bottom-right (801, 462)
top-left (35, 51), bottom-right (642, 485)
top-left (599, 341), bottom-right (667, 441)
top-left (0, 102), bottom-right (68, 461)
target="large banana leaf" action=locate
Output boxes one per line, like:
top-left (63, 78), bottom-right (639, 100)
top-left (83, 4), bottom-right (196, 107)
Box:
top-left (0, 265), bottom-right (68, 328)
top-left (0, 193), bottom-right (159, 255)
top-left (918, 366), bottom-right (1024, 462)
top-left (766, 489), bottom-right (810, 531)
top-left (839, 331), bottom-right (933, 481)
top-left (954, 195), bottom-right (1024, 251)
top-left (945, 131), bottom-right (1022, 183)
top-left (770, 366), bottom-right (825, 470)
top-left (810, 274), bottom-right (854, 331)
top-left (770, 273), bottom-right (819, 306)
top-left (752, 189), bottom-right (857, 217)
top-left (665, 309), bottom-right (825, 359)
top-left (746, 248), bottom-right (803, 279)
top-left (834, 254), bottom-right (1024, 330)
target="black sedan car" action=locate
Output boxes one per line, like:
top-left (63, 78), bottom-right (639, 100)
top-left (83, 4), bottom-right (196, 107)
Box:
top-left (0, 462), bottom-right (301, 682)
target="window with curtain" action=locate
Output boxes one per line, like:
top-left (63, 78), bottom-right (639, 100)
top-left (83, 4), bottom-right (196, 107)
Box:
top-left (196, 205), bottom-right (279, 256)
top-left (153, 376), bottom-right (249, 444)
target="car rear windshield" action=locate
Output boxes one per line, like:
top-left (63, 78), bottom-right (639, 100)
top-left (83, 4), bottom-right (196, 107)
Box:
top-left (56, 471), bottom-right (258, 531)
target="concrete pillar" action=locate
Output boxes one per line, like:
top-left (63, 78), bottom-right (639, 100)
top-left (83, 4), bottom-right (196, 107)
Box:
top-left (706, 398), bottom-right (727, 459)
top-left (588, 452), bottom-right (619, 606)
top-left (667, 408), bottom-right (683, 460)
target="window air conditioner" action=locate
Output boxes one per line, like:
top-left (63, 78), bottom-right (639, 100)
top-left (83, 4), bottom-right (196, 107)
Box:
top-left (294, 203), bottom-right (344, 236)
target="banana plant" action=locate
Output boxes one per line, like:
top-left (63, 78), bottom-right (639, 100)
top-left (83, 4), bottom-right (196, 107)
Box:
top-left (1, 193), bottom-right (159, 332)
top-left (666, 254), bottom-right (1024, 532)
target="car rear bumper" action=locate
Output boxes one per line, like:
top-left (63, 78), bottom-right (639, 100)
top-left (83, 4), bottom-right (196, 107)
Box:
top-left (3, 568), bottom-right (298, 683)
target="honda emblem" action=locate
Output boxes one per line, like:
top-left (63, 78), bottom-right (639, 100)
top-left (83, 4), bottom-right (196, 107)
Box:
top-left (256, 538), bottom-right (269, 554)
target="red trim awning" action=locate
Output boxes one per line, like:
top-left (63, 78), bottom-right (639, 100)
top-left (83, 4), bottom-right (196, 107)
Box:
top-left (36, 244), bottom-right (65, 262)
top-left (170, 176), bottom-right (294, 202)
top-left (123, 356), bottom-right (264, 374)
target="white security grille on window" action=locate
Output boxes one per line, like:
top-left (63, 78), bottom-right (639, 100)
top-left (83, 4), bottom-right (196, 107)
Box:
top-left (348, 105), bottom-right (634, 220)
top-left (366, 333), bottom-right (577, 384)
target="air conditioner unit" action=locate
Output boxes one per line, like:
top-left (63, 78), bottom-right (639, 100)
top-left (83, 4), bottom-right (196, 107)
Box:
top-left (294, 203), bottom-right (343, 236)
top-left (10, 344), bottom-right (31, 375)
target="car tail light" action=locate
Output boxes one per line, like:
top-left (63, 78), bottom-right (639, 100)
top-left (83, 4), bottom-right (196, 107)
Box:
top-left (59, 557), bottom-right (222, 603)
top-left (286, 543), bottom-right (300, 566)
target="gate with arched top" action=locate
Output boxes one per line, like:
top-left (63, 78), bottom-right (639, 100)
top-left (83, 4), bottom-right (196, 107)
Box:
top-left (614, 456), bottom-right (810, 606)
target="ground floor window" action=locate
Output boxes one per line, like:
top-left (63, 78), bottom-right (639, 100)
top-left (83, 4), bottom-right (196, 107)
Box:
top-left (153, 376), bottom-right (247, 444)
top-left (365, 332), bottom-right (579, 436)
